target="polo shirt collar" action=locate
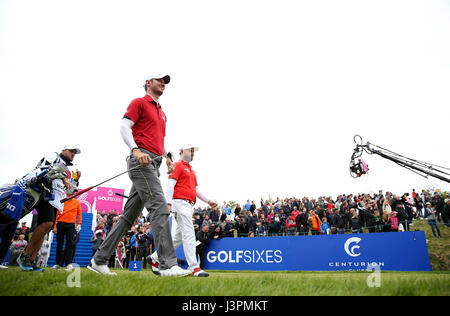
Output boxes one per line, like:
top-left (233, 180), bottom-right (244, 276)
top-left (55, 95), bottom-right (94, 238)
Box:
top-left (179, 159), bottom-right (191, 167)
top-left (144, 93), bottom-right (160, 107)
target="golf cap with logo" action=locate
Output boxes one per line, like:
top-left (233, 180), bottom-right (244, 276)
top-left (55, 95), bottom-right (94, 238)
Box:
top-left (181, 144), bottom-right (199, 152)
top-left (144, 73), bottom-right (171, 84)
top-left (63, 146), bottom-right (81, 154)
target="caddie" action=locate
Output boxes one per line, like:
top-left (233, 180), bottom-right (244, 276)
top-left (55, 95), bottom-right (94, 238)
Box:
top-left (17, 146), bottom-right (81, 271)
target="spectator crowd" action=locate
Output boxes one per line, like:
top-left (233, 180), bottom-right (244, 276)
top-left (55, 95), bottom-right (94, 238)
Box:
top-left (2, 188), bottom-right (447, 270)
top-left (91, 188), bottom-right (449, 269)
top-left (0, 221), bottom-right (49, 269)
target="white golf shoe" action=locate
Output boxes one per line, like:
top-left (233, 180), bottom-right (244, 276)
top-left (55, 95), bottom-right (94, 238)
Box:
top-left (87, 258), bottom-right (117, 275)
top-left (157, 265), bottom-right (191, 277)
top-left (192, 268), bottom-right (209, 277)
top-left (147, 253), bottom-right (160, 275)
top-left (65, 264), bottom-right (74, 271)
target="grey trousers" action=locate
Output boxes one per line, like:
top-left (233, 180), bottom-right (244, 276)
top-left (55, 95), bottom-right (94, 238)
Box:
top-left (93, 149), bottom-right (177, 269)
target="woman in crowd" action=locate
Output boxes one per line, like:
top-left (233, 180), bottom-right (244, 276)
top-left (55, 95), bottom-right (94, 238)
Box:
top-left (9, 234), bottom-right (28, 265)
top-left (382, 210), bottom-right (391, 232)
top-left (383, 198), bottom-right (392, 216)
top-left (389, 211), bottom-right (399, 232)
top-left (90, 222), bottom-right (105, 257)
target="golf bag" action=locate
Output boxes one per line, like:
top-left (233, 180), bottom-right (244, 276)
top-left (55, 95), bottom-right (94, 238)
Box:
top-left (0, 165), bottom-right (67, 224)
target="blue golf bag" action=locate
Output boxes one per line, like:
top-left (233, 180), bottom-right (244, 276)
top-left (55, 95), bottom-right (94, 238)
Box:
top-left (0, 168), bottom-right (55, 224)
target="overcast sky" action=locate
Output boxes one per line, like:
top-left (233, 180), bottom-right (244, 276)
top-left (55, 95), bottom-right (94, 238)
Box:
top-left (1, 0), bottom-right (449, 213)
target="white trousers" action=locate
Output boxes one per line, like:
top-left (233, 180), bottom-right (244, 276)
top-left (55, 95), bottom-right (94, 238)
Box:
top-left (153, 199), bottom-right (199, 270)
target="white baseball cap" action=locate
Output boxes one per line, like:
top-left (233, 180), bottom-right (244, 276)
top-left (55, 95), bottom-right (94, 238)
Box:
top-left (63, 145), bottom-right (81, 154)
top-left (144, 73), bottom-right (170, 84)
top-left (180, 144), bottom-right (199, 152)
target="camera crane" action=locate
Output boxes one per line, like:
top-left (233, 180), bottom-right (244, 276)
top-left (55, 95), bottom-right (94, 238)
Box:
top-left (349, 135), bottom-right (450, 183)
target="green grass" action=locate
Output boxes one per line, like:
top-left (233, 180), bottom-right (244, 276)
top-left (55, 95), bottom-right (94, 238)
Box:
top-left (412, 220), bottom-right (450, 271)
top-left (1, 220), bottom-right (448, 296)
top-left (0, 268), bottom-right (449, 296)
top-left (358, 219), bottom-right (449, 271)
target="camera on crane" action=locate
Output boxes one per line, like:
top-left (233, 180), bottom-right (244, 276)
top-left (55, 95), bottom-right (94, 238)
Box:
top-left (350, 158), bottom-right (369, 178)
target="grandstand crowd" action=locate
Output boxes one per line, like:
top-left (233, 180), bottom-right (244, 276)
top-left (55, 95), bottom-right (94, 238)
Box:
top-left (93, 189), bottom-right (449, 269)
top-left (2, 188), bottom-right (448, 269)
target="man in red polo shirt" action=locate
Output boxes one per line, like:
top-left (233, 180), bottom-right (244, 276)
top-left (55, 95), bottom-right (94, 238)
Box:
top-left (149, 144), bottom-right (217, 277)
top-left (88, 73), bottom-right (190, 277)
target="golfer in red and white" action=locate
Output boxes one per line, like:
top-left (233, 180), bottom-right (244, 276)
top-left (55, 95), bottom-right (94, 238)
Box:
top-left (149, 144), bottom-right (217, 277)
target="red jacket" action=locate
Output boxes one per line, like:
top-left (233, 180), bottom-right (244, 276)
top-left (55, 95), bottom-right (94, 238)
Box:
top-left (291, 210), bottom-right (300, 219)
top-left (286, 216), bottom-right (296, 228)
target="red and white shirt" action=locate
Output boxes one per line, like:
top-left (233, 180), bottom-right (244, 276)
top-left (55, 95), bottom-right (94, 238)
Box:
top-left (168, 160), bottom-right (198, 204)
top-left (123, 94), bottom-right (167, 156)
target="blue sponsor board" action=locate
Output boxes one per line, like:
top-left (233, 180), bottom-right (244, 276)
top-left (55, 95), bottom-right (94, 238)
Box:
top-left (201, 231), bottom-right (431, 271)
top-left (129, 260), bottom-right (142, 271)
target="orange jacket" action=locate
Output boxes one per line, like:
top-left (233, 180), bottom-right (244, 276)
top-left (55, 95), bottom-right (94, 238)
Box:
top-left (55, 199), bottom-right (82, 228)
top-left (310, 212), bottom-right (321, 231)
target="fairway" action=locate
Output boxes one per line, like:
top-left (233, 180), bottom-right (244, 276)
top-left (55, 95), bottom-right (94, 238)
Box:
top-left (1, 221), bottom-right (449, 296)
top-left (0, 268), bottom-right (449, 296)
